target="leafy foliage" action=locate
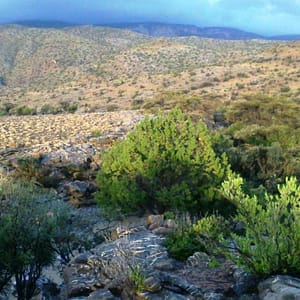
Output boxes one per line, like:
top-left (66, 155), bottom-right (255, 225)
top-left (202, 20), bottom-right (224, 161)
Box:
top-left (96, 109), bottom-right (232, 215)
top-left (129, 265), bottom-right (146, 293)
top-left (164, 227), bottom-right (201, 261)
top-left (12, 105), bottom-right (37, 116)
top-left (0, 178), bottom-right (73, 298)
top-left (164, 214), bottom-right (229, 261)
top-left (222, 175), bottom-right (300, 276)
top-left (223, 94), bottom-right (300, 191)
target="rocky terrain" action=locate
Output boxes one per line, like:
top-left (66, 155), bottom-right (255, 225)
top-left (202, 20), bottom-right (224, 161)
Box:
top-left (0, 111), bottom-right (144, 208)
top-left (0, 111), bottom-right (143, 155)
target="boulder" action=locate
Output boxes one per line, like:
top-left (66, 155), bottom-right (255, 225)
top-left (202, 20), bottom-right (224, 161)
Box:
top-left (146, 215), bottom-right (164, 230)
top-left (63, 230), bottom-right (168, 298)
top-left (57, 180), bottom-right (97, 206)
top-left (258, 275), bottom-right (300, 300)
top-left (87, 289), bottom-right (118, 300)
top-left (232, 268), bottom-right (258, 296)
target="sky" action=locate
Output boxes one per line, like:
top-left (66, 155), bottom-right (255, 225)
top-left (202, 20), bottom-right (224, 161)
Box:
top-left (0, 0), bottom-right (300, 36)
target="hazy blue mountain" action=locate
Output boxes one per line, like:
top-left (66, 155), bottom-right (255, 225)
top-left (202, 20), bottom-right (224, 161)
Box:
top-left (7, 20), bottom-right (77, 28)
top-left (268, 35), bottom-right (300, 41)
top-left (109, 22), bottom-right (264, 40)
top-left (2, 20), bottom-right (300, 40)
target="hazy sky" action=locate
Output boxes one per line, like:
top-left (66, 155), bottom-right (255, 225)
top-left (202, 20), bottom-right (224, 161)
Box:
top-left (0, 0), bottom-right (300, 35)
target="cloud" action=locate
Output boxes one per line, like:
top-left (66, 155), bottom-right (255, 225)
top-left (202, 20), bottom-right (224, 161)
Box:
top-left (0, 0), bottom-right (300, 35)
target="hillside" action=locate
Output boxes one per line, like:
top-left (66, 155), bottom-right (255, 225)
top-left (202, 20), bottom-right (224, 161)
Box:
top-left (0, 25), bottom-right (300, 120)
top-left (112, 22), bottom-right (264, 40)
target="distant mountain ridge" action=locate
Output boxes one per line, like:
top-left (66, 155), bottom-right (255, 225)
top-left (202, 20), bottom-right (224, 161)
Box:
top-left (110, 22), bottom-right (300, 41)
top-left (10, 20), bottom-right (77, 28)
top-left (109, 22), bottom-right (264, 40)
top-left (5, 20), bottom-right (300, 41)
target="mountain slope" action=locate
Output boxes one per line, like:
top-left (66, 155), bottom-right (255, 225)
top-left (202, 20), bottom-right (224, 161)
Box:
top-left (0, 25), bottom-right (150, 87)
top-left (110, 22), bottom-right (264, 40)
top-left (0, 24), bottom-right (300, 120)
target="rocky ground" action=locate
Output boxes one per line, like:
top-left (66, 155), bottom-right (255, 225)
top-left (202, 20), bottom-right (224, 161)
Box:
top-left (0, 111), bottom-right (144, 206)
top-left (0, 111), bottom-right (144, 155)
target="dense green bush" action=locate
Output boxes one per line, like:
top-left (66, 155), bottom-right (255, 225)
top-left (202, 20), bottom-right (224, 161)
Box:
top-left (222, 94), bottom-right (300, 191)
top-left (164, 226), bottom-right (201, 261)
top-left (59, 99), bottom-right (78, 113)
top-left (222, 175), bottom-right (300, 276)
top-left (0, 102), bottom-right (14, 116)
top-left (40, 103), bottom-right (59, 114)
top-left (13, 105), bottom-right (37, 116)
top-left (0, 178), bottom-right (73, 299)
top-left (164, 214), bottom-right (229, 261)
top-left (96, 109), bottom-right (232, 215)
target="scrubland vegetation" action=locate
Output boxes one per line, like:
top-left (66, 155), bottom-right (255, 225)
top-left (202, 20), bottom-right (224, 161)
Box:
top-left (96, 101), bottom-right (300, 277)
top-left (1, 25), bottom-right (300, 298)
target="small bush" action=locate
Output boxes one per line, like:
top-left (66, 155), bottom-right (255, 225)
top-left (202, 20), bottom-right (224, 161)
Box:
top-left (199, 81), bottom-right (214, 88)
top-left (96, 109), bottom-right (232, 216)
top-left (164, 214), bottom-right (228, 261)
top-left (60, 99), bottom-right (78, 113)
top-left (280, 85), bottom-right (290, 93)
top-left (164, 227), bottom-right (201, 261)
top-left (222, 175), bottom-right (300, 276)
top-left (40, 104), bottom-right (59, 114)
top-left (91, 130), bottom-right (102, 138)
top-left (13, 105), bottom-right (36, 116)
top-left (0, 178), bottom-right (74, 298)
top-left (129, 265), bottom-right (146, 293)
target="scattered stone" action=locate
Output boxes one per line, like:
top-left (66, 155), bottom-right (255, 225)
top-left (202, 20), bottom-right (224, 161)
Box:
top-left (147, 215), bottom-right (164, 230)
top-left (58, 180), bottom-right (97, 206)
top-left (203, 292), bottom-right (224, 300)
top-left (143, 276), bottom-right (162, 293)
top-left (258, 275), bottom-right (300, 300)
top-left (87, 289), bottom-right (118, 300)
top-left (186, 252), bottom-right (210, 268)
top-left (232, 268), bottom-right (258, 296)
top-left (154, 260), bottom-right (180, 272)
top-left (159, 272), bottom-right (204, 297)
top-left (164, 219), bottom-right (178, 230)
top-left (152, 226), bottom-right (174, 235)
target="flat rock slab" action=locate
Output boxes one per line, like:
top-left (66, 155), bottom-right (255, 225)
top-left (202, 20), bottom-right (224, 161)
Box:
top-left (259, 275), bottom-right (300, 300)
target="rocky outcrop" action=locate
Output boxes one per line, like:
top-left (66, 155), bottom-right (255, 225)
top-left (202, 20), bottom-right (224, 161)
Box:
top-left (0, 111), bottom-right (144, 205)
top-left (259, 275), bottom-right (300, 300)
top-left (58, 180), bottom-right (98, 207)
top-left (62, 219), bottom-right (240, 300)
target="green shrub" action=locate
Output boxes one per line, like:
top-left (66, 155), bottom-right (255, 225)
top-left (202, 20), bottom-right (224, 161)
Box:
top-left (13, 105), bottom-right (36, 116)
top-left (223, 94), bottom-right (300, 190)
top-left (96, 109), bottom-right (232, 215)
top-left (59, 99), bottom-right (78, 113)
top-left (222, 175), bottom-right (300, 276)
top-left (164, 227), bottom-right (201, 261)
top-left (280, 85), bottom-right (290, 93)
top-left (0, 178), bottom-right (74, 298)
top-left (91, 130), bottom-right (102, 138)
top-left (193, 214), bottom-right (230, 253)
top-left (164, 214), bottom-right (228, 261)
top-left (129, 265), bottom-right (146, 293)
top-left (40, 104), bottom-right (59, 114)
top-left (0, 102), bottom-right (14, 116)
top-left (15, 157), bottom-right (42, 180)
top-left (199, 81), bottom-right (214, 88)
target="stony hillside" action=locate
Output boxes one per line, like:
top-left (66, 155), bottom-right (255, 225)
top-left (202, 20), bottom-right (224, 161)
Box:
top-left (0, 25), bottom-right (300, 121)
top-left (0, 111), bottom-right (143, 158)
